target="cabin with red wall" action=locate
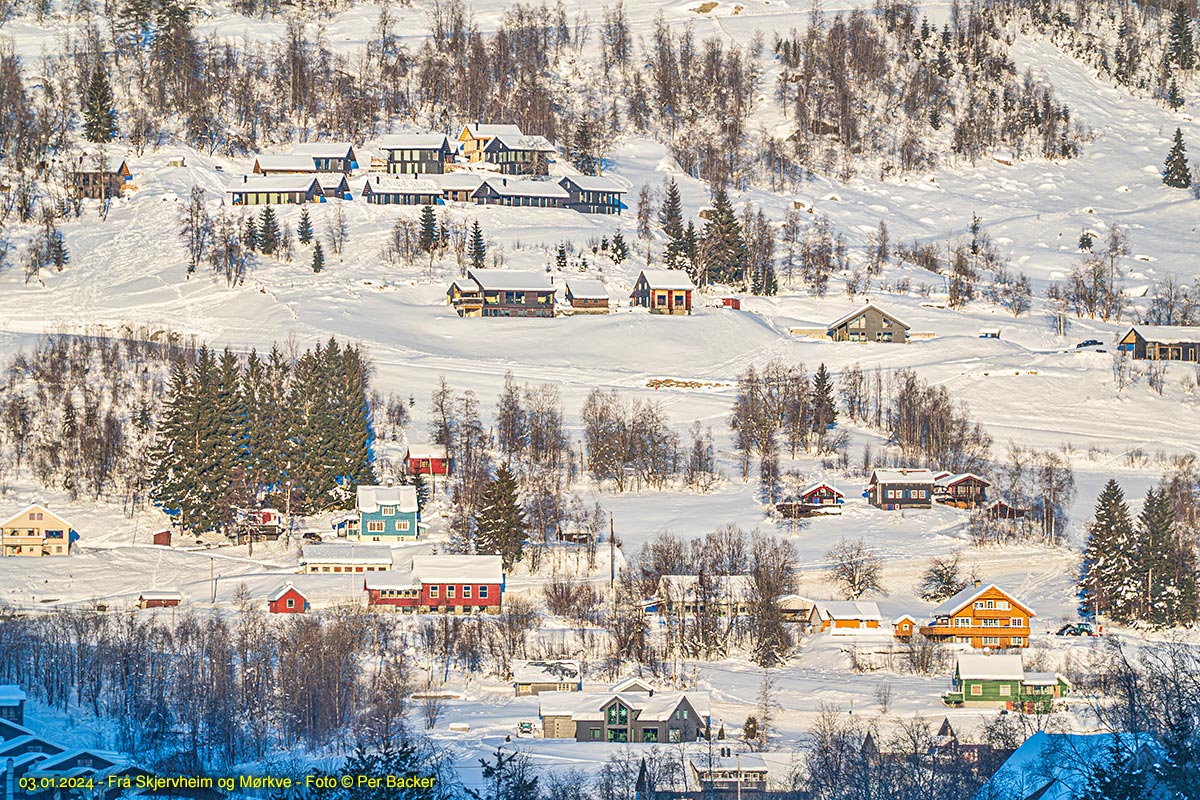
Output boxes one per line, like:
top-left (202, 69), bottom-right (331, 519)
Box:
top-left (405, 444), bottom-right (452, 476)
top-left (364, 555), bottom-right (504, 614)
top-left (268, 582), bottom-right (309, 614)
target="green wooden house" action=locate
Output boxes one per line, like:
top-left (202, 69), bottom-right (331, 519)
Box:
top-left (354, 481), bottom-right (423, 542)
top-left (943, 654), bottom-right (1070, 712)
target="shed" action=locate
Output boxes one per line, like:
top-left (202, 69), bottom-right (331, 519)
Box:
top-left (137, 591), bottom-right (183, 609)
top-left (268, 582), bottom-right (309, 614)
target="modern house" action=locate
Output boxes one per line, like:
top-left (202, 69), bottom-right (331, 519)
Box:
top-left (355, 481), bottom-right (422, 542)
top-left (777, 482), bottom-right (844, 517)
top-left (459, 123), bottom-right (524, 163)
top-left (654, 575), bottom-right (754, 616)
top-left (1117, 325), bottom-right (1200, 361)
top-left (300, 543), bottom-right (394, 574)
top-left (291, 142), bottom-right (358, 172)
top-left (364, 555), bottom-right (504, 614)
top-left (316, 173), bottom-right (351, 200)
top-left (512, 659), bottom-right (583, 696)
top-left (559, 175), bottom-right (627, 214)
top-left (563, 279), bottom-right (611, 313)
top-left (918, 581), bottom-right (1035, 649)
top-left (0, 686), bottom-right (26, 725)
top-left (360, 174), bottom-right (443, 205)
top-left (71, 157), bottom-right (133, 199)
top-left (448, 269), bottom-right (556, 318)
top-left (942, 654), bottom-right (1069, 711)
top-left (630, 269), bottom-right (695, 315)
top-left (480, 132), bottom-right (555, 175)
top-left (472, 176), bottom-right (568, 208)
top-left (267, 582), bottom-right (309, 614)
top-left (405, 443), bottom-right (451, 476)
top-left (252, 154), bottom-right (319, 175)
top-left (137, 592), bottom-right (182, 609)
top-left (808, 601), bottom-right (883, 634)
top-left (434, 172), bottom-right (485, 202)
top-left (1, 504), bottom-right (75, 557)
top-left (827, 303), bottom-right (910, 343)
top-left (933, 472), bottom-right (991, 508)
top-left (227, 174), bottom-right (322, 205)
top-left (866, 468), bottom-right (935, 510)
top-left (539, 685), bottom-right (711, 743)
top-left (379, 133), bottom-right (454, 174)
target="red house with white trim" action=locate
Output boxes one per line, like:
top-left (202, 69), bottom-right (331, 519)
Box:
top-left (268, 582), bottom-right (309, 614)
top-left (405, 444), bottom-right (452, 476)
top-left (364, 555), bottom-right (504, 614)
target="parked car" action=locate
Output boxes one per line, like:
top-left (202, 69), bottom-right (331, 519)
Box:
top-left (1075, 339), bottom-right (1104, 349)
top-left (1055, 622), bottom-right (1097, 636)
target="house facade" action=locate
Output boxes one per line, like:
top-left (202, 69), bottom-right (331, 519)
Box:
top-left (0, 686), bottom-right (26, 725)
top-left (512, 660), bottom-right (582, 696)
top-left (867, 468), bottom-right (935, 510)
top-left (933, 472), bottom-right (991, 508)
top-left (564, 279), bottom-right (611, 313)
top-left (291, 142), bottom-right (358, 172)
top-left (776, 482), bottom-right (845, 517)
top-left (472, 177), bottom-right (567, 208)
top-left (227, 175), bottom-right (322, 205)
top-left (268, 583), bottom-right (309, 613)
top-left (1117, 325), bottom-right (1200, 361)
top-left (918, 581), bottom-right (1035, 649)
top-left (137, 592), bottom-right (182, 609)
top-left (72, 158), bottom-right (133, 200)
top-left (809, 601), bottom-right (883, 634)
top-left (300, 543), bottom-right (394, 574)
top-left (828, 303), bottom-right (910, 343)
top-left (448, 269), bottom-right (556, 318)
top-left (459, 123), bottom-right (524, 162)
top-left (355, 482), bottom-right (422, 542)
top-left (630, 270), bottom-right (695, 315)
top-left (480, 133), bottom-right (554, 175)
top-left (379, 134), bottom-right (453, 174)
top-left (559, 175), bottom-right (626, 214)
top-left (405, 444), bottom-right (451, 476)
top-left (943, 654), bottom-right (1070, 711)
top-left (361, 175), bottom-right (443, 205)
top-left (539, 687), bottom-right (710, 743)
top-left (365, 555), bottom-right (504, 614)
top-left (1, 505), bottom-right (75, 557)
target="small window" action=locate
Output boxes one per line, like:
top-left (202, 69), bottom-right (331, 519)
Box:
top-left (1010, 637), bottom-right (1024, 646)
top-left (985, 600), bottom-right (995, 609)
top-left (463, 586), bottom-right (472, 598)
top-left (970, 685), bottom-right (983, 696)
top-left (286, 599), bottom-right (295, 609)
top-left (999, 685), bottom-right (1011, 696)
top-left (974, 601), bottom-right (985, 610)
top-left (382, 506), bottom-right (395, 516)
top-left (479, 586), bottom-right (489, 598)
top-left (447, 586), bottom-right (456, 598)
top-left (1010, 618), bottom-right (1023, 627)
top-left (997, 600), bottom-right (1010, 610)
top-left (430, 586), bottom-right (439, 598)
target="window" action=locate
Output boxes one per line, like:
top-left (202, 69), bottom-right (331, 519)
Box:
top-left (463, 586), bottom-right (472, 598)
top-left (447, 586), bottom-right (456, 599)
top-left (669, 729), bottom-right (681, 743)
top-left (1010, 637), bottom-right (1024, 646)
top-left (382, 506), bottom-right (395, 516)
top-left (997, 600), bottom-right (1010, 610)
top-left (985, 600), bottom-right (995, 609)
top-left (954, 617), bottom-right (971, 627)
top-left (590, 728), bottom-right (600, 740)
top-left (479, 586), bottom-right (489, 598)
top-left (367, 521), bottom-right (385, 533)
top-left (850, 315), bottom-right (865, 328)
top-left (974, 601), bottom-right (985, 610)
top-left (982, 636), bottom-right (1000, 646)
top-left (642, 729), bottom-right (658, 743)
top-left (982, 618), bottom-right (1000, 627)
top-left (1010, 618), bottom-right (1024, 627)
top-left (999, 685), bottom-right (1011, 696)
top-left (970, 685), bottom-right (983, 696)
top-left (396, 520), bottom-right (410, 531)
top-left (286, 599), bottom-right (295, 609)
top-left (430, 586), bottom-right (439, 598)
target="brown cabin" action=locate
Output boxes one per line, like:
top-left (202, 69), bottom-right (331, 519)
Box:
top-left (72, 157), bottom-right (133, 200)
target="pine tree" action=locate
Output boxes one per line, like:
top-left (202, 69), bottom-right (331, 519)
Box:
top-left (1168, 1), bottom-right (1196, 71)
top-left (242, 215), bottom-right (258, 252)
top-left (811, 363), bottom-right (837, 433)
top-left (660, 178), bottom-right (685, 270)
top-left (257, 206), bottom-right (280, 255)
top-left (1078, 229), bottom-right (1094, 252)
top-left (474, 463), bottom-right (526, 570)
top-left (555, 244), bottom-right (567, 270)
top-left (701, 185), bottom-right (749, 287)
top-left (297, 207), bottom-right (313, 245)
top-left (1080, 479), bottom-right (1135, 620)
top-left (311, 240), bottom-right (325, 273)
top-left (1167, 79), bottom-right (1185, 111)
top-left (82, 65), bottom-right (117, 143)
top-left (611, 230), bottom-right (628, 264)
top-left (571, 118), bottom-right (597, 175)
top-left (468, 220), bottom-right (487, 270)
top-left (1138, 487), bottom-right (1198, 627)
top-left (1078, 741), bottom-right (1148, 800)
top-left (1163, 128), bottom-right (1191, 189)
top-left (418, 205), bottom-right (437, 254)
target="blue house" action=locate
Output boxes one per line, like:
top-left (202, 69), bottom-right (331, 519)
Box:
top-left (355, 481), bottom-right (422, 542)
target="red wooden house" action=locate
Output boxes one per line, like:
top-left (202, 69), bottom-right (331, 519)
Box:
top-left (137, 591), bottom-right (182, 609)
top-left (776, 482), bottom-right (844, 518)
top-left (934, 473), bottom-right (991, 509)
top-left (405, 444), bottom-right (452, 476)
top-left (268, 582), bottom-right (309, 614)
top-left (986, 499), bottom-right (1027, 520)
top-left (365, 555), bottom-right (504, 614)
top-left (151, 530), bottom-right (172, 546)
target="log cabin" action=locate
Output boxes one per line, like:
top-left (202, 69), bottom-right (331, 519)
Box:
top-left (828, 303), bottom-right (910, 343)
top-left (919, 581), bottom-right (1035, 649)
top-left (934, 472), bottom-right (991, 508)
top-left (867, 468), bottom-right (935, 509)
top-left (564, 279), bottom-right (611, 313)
top-left (71, 157), bottom-right (133, 200)
top-left (630, 269), bottom-right (695, 315)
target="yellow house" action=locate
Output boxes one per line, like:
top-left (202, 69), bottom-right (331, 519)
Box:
top-left (458, 123), bottom-right (523, 163)
top-left (1, 504), bottom-right (76, 557)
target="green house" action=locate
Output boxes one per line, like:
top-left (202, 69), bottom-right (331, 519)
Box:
top-left (943, 654), bottom-right (1070, 712)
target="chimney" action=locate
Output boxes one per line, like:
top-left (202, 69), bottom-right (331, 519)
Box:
top-left (974, 579), bottom-right (981, 589)
top-left (375, 175), bottom-right (379, 184)
top-left (385, 476), bottom-right (396, 487)
top-left (242, 175), bottom-right (247, 183)
top-left (502, 178), bottom-right (507, 187)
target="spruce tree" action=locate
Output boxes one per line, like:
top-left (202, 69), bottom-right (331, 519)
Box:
top-left (474, 463), bottom-right (526, 570)
top-left (1078, 741), bottom-right (1147, 800)
top-left (611, 230), bottom-right (628, 264)
top-left (297, 207), bottom-right (313, 245)
top-left (701, 185), bottom-right (749, 287)
top-left (660, 178), bottom-right (685, 270)
top-left (82, 65), bottom-right (118, 143)
top-left (312, 240), bottom-right (325, 272)
top-left (1167, 79), bottom-right (1185, 111)
top-left (243, 215), bottom-right (258, 252)
top-left (571, 119), bottom-right (597, 175)
top-left (1138, 487), bottom-right (1197, 627)
top-left (1080, 479), bottom-right (1135, 620)
top-left (555, 244), bottom-right (567, 270)
top-left (418, 205), bottom-right (437, 254)
top-left (1078, 229), bottom-right (1094, 252)
top-left (811, 363), bottom-right (837, 432)
top-left (257, 206), bottom-right (280, 255)
top-left (468, 220), bottom-right (487, 269)
top-left (1168, 0), bottom-right (1196, 71)
top-left (1163, 128), bottom-right (1192, 189)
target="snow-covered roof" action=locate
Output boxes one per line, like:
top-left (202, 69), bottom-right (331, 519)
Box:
top-left (687, 754), bottom-right (771, 774)
top-left (467, 268), bottom-right (555, 292)
top-left (484, 133), bottom-right (555, 153)
top-left (610, 676), bottom-right (654, 693)
top-left (869, 468), bottom-right (935, 485)
top-left (979, 732), bottom-right (1161, 800)
top-left (254, 154), bottom-right (319, 173)
top-left (955, 653), bottom-right (1024, 681)
top-left (658, 574), bottom-right (755, 603)
top-left (777, 594), bottom-right (815, 611)
top-left (268, 582), bottom-right (307, 602)
top-left (1121, 324), bottom-right (1200, 343)
top-left (433, 172), bottom-right (485, 190)
top-left (406, 443), bottom-right (447, 460)
top-left (540, 690), bottom-right (710, 723)
top-left (0, 504), bottom-right (73, 530)
top-left (928, 582), bottom-right (1035, 618)
top-left (637, 269), bottom-right (695, 290)
top-left (379, 133), bottom-right (450, 150)
top-left (316, 173), bottom-right (349, 192)
top-left (463, 123), bottom-right (524, 139)
top-left (799, 481), bottom-right (843, 498)
top-left (480, 176), bottom-right (568, 199)
top-left (363, 572), bottom-right (416, 590)
top-left (227, 175), bottom-right (320, 193)
top-left (356, 483), bottom-right (418, 513)
top-left (565, 279), bottom-right (610, 299)
top-left (0, 686), bottom-right (26, 706)
top-left (137, 591), bottom-right (182, 602)
top-left (828, 302), bottom-right (911, 330)
top-left (934, 472), bottom-right (991, 488)
top-left (291, 142), bottom-right (354, 158)
top-left (893, 613), bottom-right (919, 624)
top-left (511, 659), bottom-right (581, 684)
top-left (362, 175), bottom-right (442, 195)
top-left (560, 175), bottom-right (628, 193)
top-left (302, 543), bottom-right (394, 566)
top-left (24, 748), bottom-right (123, 774)
top-left (1023, 672), bottom-right (1067, 687)
top-left (813, 600), bottom-right (882, 621)
top-left (410, 555), bottom-right (503, 585)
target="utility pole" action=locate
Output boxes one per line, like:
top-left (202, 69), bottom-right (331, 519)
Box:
top-left (210, 557), bottom-right (216, 603)
top-left (610, 512), bottom-right (616, 619)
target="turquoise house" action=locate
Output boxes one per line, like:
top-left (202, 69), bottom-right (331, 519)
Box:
top-left (355, 481), bottom-right (423, 542)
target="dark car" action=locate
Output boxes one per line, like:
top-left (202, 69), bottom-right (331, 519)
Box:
top-left (1076, 339), bottom-right (1104, 348)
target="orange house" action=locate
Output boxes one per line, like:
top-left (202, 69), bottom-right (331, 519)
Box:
top-left (809, 601), bottom-right (883, 634)
top-left (919, 581), bottom-right (1035, 649)
top-left (893, 614), bottom-right (918, 640)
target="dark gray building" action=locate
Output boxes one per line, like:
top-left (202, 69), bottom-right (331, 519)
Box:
top-left (540, 688), bottom-right (710, 744)
top-left (379, 134), bottom-right (453, 175)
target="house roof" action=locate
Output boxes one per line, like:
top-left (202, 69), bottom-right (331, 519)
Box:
top-left (540, 690), bottom-right (710, 723)
top-left (480, 176), bottom-right (568, 199)
top-left (1120, 324), bottom-right (1200, 343)
top-left (136, 591), bottom-right (183, 602)
top-left (978, 732), bottom-right (1161, 800)
top-left (484, 133), bottom-right (555, 153)
top-left (316, 173), bottom-right (349, 191)
top-left (363, 571), bottom-right (416, 591)
top-left (406, 443), bottom-right (447, 460)
top-left (433, 172), bottom-right (486, 190)
top-left (466, 268), bottom-right (555, 292)
top-left (955, 653), bottom-right (1024, 681)
top-left (935, 472), bottom-right (992, 489)
top-left (0, 718), bottom-right (34, 741)
top-left (254, 154), bottom-right (319, 172)
top-left (362, 175), bottom-right (442, 195)
top-left (658, 574), bottom-right (755, 603)
top-left (356, 483), bottom-right (418, 513)
top-left (893, 614), bottom-right (919, 624)
top-left (777, 594), bottom-right (815, 611)
top-left (380, 133), bottom-right (450, 150)
top-left (929, 582), bottom-right (1036, 618)
top-left (565, 279), bottom-right (610, 299)
top-left (0, 686), bottom-right (26, 706)
top-left (410, 555), bottom-right (503, 585)
top-left (687, 754), bottom-right (771, 775)
top-left (828, 302), bottom-right (911, 331)
top-left (610, 676), bottom-right (655, 693)
top-left (799, 481), bottom-right (844, 498)
top-left (1023, 672), bottom-right (1067, 687)
top-left (812, 601), bottom-right (882, 621)
top-left (301, 543), bottom-right (394, 565)
top-left (0, 504), bottom-right (74, 530)
top-left (463, 123), bottom-right (524, 139)
top-left (268, 582), bottom-right (307, 602)
top-left (24, 748), bottom-right (123, 774)
top-left (636, 269), bottom-right (695, 291)
top-left (227, 175), bottom-right (320, 193)
top-left (869, 468), bottom-right (936, 485)
top-left (291, 142), bottom-right (355, 158)
top-left (511, 659), bottom-right (581, 684)
top-left (561, 175), bottom-right (628, 193)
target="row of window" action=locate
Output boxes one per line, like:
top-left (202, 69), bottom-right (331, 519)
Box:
top-left (975, 599), bottom-right (1011, 610)
top-left (590, 727), bottom-right (683, 743)
top-left (884, 489), bottom-right (927, 499)
top-left (428, 584), bottom-right (490, 599)
top-left (309, 565), bottom-right (388, 573)
top-left (953, 616), bottom-right (1025, 627)
top-left (367, 193), bottom-right (441, 205)
top-left (956, 635), bottom-right (1025, 646)
top-left (366, 520), bottom-right (412, 532)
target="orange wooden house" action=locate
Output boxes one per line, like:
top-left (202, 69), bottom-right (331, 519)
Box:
top-left (918, 581), bottom-right (1035, 649)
